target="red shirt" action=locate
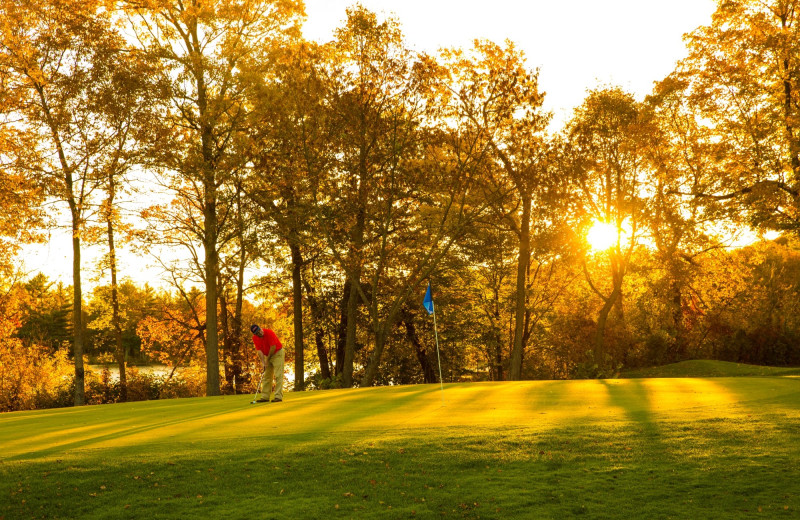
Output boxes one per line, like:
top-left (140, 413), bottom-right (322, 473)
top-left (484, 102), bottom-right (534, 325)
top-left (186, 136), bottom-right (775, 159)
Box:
top-left (253, 329), bottom-right (283, 356)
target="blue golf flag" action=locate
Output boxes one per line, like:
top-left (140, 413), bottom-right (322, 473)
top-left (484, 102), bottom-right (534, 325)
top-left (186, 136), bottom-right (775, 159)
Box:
top-left (423, 281), bottom-right (445, 404)
top-left (423, 283), bottom-right (434, 314)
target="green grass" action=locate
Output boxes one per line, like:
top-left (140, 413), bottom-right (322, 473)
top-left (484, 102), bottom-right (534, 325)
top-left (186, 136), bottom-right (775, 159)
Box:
top-left (2, 372), bottom-right (799, 519)
top-left (621, 359), bottom-right (800, 378)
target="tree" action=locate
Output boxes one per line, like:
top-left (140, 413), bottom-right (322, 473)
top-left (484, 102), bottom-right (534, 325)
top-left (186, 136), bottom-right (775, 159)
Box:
top-left (0, 0), bottom-right (133, 404)
top-left (86, 280), bottom-right (156, 365)
top-left (568, 87), bottom-right (654, 366)
top-left (680, 0), bottom-right (800, 233)
top-left (0, 281), bottom-right (72, 412)
top-left (242, 40), bottom-right (329, 391)
top-left (0, 120), bottom-right (43, 277)
top-left (137, 288), bottom-right (207, 383)
top-left (315, 9), bottom-right (494, 386)
top-left (442, 40), bottom-right (553, 380)
top-left (643, 76), bottom-right (733, 359)
top-left (457, 224), bottom-right (517, 380)
top-left (314, 6), bottom-right (417, 387)
top-left (16, 274), bottom-right (72, 350)
top-left (79, 41), bottom-right (160, 401)
top-left (217, 178), bottom-right (261, 394)
top-left (124, 0), bottom-right (303, 395)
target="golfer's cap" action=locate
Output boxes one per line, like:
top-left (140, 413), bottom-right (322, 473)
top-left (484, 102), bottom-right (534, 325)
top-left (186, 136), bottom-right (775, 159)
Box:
top-left (250, 324), bottom-right (261, 334)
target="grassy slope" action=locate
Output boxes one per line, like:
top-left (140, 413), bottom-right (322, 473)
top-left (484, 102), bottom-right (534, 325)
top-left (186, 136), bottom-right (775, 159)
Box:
top-left (622, 359), bottom-right (800, 379)
top-left (2, 372), bottom-right (799, 519)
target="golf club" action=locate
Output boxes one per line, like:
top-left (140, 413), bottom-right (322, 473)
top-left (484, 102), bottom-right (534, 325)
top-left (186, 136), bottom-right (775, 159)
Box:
top-left (250, 367), bottom-right (265, 404)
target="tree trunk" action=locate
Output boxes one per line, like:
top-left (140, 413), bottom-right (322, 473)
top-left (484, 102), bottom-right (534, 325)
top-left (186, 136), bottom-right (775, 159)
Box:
top-left (71, 226), bottom-right (85, 406)
top-left (219, 290), bottom-right (234, 392)
top-left (342, 271), bottom-right (360, 387)
top-left (493, 337), bottom-right (503, 381)
top-left (361, 327), bottom-right (389, 386)
top-left (780, 11), bottom-right (800, 177)
top-left (670, 275), bottom-right (686, 361)
top-left (491, 287), bottom-right (503, 381)
top-left (315, 323), bottom-right (331, 380)
top-left (509, 193), bottom-right (532, 380)
top-left (303, 276), bottom-right (332, 381)
top-left (106, 179), bottom-right (127, 402)
top-left (203, 189), bottom-right (220, 396)
top-left (52, 98), bottom-right (84, 405)
top-left (342, 206), bottom-right (366, 387)
top-left (594, 287), bottom-right (620, 365)
top-left (290, 243), bottom-right (304, 390)
top-left (335, 280), bottom-right (350, 376)
top-left (191, 19), bottom-right (220, 396)
top-left (403, 315), bottom-right (437, 384)
top-left (199, 66), bottom-right (220, 395)
top-left (232, 241), bottom-right (247, 394)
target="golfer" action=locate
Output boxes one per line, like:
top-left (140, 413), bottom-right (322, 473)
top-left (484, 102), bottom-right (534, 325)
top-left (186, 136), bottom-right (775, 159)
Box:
top-left (250, 324), bottom-right (285, 403)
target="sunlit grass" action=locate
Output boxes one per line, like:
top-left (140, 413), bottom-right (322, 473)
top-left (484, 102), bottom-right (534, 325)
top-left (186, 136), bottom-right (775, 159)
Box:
top-left (2, 375), bottom-right (799, 518)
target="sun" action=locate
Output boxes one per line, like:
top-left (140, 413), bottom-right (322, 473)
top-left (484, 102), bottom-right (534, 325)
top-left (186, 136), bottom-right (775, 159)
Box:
top-left (586, 221), bottom-right (618, 250)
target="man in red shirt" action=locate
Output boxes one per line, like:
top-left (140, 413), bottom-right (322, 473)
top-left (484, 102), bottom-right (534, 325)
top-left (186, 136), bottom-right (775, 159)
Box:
top-left (250, 324), bottom-right (285, 403)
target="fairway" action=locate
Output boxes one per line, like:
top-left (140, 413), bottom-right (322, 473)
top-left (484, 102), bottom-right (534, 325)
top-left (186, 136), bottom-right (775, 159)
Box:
top-left (2, 376), bottom-right (799, 519)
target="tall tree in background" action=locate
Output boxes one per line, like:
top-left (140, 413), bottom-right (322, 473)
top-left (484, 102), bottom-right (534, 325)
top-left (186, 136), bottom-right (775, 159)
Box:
top-left (356, 64), bottom-right (489, 387)
top-left (457, 225), bottom-right (516, 381)
top-left (242, 40), bottom-right (329, 391)
top-left (443, 40), bottom-right (553, 380)
top-left (680, 0), bottom-right (800, 233)
top-left (0, 0), bottom-right (130, 404)
top-left (124, 0), bottom-right (303, 395)
top-left (88, 45), bottom-right (160, 402)
top-left (320, 7), bottom-right (414, 387)
top-left (217, 178), bottom-right (261, 394)
top-left (320, 8), bottom-right (492, 386)
top-left (644, 76), bottom-right (732, 358)
top-left (568, 87), bottom-right (653, 366)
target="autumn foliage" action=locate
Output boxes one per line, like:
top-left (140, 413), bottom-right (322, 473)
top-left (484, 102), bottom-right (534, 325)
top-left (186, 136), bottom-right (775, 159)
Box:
top-left (3, 0), bottom-right (800, 410)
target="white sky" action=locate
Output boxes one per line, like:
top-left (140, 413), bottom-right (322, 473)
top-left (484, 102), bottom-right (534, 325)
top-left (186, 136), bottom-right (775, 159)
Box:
top-left (21, 0), bottom-right (720, 289)
top-left (303, 0), bottom-right (718, 125)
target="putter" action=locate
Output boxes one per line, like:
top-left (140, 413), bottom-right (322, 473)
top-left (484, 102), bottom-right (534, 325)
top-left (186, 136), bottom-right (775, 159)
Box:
top-left (250, 368), bottom-right (265, 404)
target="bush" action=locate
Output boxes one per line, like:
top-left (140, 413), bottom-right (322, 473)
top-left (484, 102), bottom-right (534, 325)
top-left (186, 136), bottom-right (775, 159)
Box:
top-left (0, 338), bottom-right (73, 412)
top-left (1, 361), bottom-right (211, 412)
top-left (306, 372), bottom-right (344, 390)
top-left (571, 351), bottom-right (623, 379)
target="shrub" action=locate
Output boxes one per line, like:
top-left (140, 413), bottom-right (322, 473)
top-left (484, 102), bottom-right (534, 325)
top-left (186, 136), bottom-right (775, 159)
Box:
top-left (0, 337), bottom-right (73, 412)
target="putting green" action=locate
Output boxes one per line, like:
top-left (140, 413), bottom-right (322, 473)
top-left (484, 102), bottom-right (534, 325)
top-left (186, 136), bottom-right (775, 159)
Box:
top-left (3, 377), bottom-right (798, 461)
top-left (2, 376), bottom-right (799, 519)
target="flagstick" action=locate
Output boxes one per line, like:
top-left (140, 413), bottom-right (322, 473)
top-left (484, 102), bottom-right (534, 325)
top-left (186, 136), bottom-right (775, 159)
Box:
top-left (432, 302), bottom-right (445, 406)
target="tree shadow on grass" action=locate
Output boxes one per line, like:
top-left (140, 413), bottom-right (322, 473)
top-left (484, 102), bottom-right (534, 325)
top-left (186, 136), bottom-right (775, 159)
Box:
top-left (599, 379), bottom-right (663, 442)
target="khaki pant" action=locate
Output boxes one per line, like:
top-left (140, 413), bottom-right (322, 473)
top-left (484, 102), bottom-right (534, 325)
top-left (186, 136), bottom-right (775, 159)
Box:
top-left (259, 348), bottom-right (285, 401)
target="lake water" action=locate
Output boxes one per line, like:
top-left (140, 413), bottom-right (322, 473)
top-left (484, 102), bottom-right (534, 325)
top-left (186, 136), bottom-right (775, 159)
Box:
top-left (86, 364), bottom-right (296, 385)
top-left (87, 364), bottom-right (170, 381)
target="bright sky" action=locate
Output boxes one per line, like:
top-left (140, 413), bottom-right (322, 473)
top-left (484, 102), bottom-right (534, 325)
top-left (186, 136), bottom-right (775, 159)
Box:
top-left (21, 0), bottom-right (720, 289)
top-left (303, 0), bottom-right (718, 124)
